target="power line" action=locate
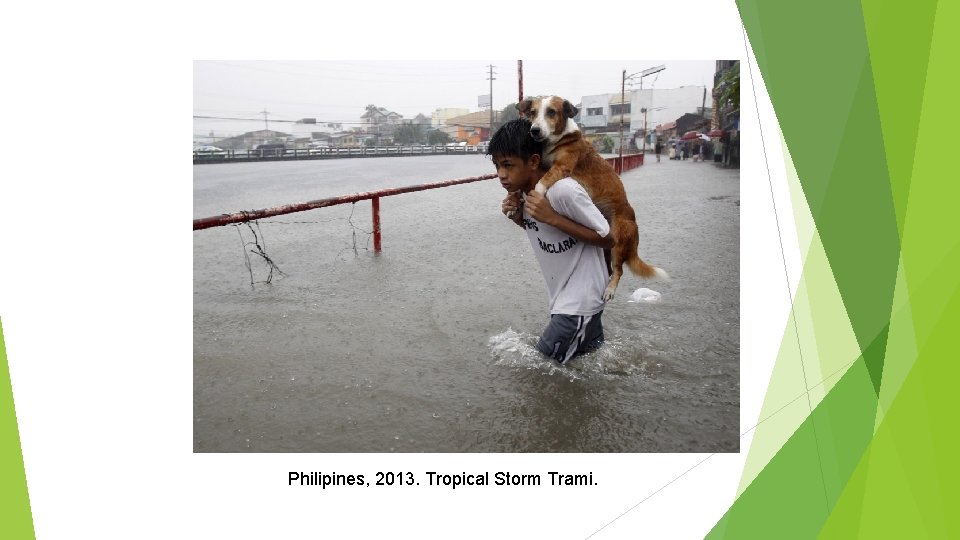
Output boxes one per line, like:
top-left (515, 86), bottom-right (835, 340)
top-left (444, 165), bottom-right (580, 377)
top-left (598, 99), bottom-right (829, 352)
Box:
top-left (198, 60), bottom-right (494, 84)
top-left (200, 59), bottom-right (494, 76)
top-left (193, 115), bottom-right (414, 126)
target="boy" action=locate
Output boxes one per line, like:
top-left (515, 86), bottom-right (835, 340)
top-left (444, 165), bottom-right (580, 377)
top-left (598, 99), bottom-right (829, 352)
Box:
top-left (488, 119), bottom-right (614, 365)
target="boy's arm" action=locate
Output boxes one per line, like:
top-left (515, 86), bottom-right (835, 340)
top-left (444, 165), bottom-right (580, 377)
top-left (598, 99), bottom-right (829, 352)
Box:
top-left (524, 190), bottom-right (614, 248)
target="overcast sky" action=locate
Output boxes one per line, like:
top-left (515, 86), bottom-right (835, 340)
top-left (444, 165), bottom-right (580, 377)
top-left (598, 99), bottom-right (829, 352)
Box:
top-left (193, 60), bottom-right (718, 140)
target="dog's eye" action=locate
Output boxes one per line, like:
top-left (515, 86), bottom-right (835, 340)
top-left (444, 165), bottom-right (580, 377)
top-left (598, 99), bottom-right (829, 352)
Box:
top-left (547, 109), bottom-right (556, 117)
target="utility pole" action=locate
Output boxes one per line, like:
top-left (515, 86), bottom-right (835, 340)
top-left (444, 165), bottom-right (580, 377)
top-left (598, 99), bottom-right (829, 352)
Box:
top-left (261, 109), bottom-right (270, 131)
top-left (642, 107), bottom-right (648, 156)
top-left (702, 86), bottom-right (708, 118)
top-left (621, 65), bottom-right (666, 167)
top-left (639, 78), bottom-right (646, 155)
top-left (517, 60), bottom-right (524, 103)
top-left (619, 70), bottom-right (626, 173)
top-left (487, 64), bottom-right (496, 138)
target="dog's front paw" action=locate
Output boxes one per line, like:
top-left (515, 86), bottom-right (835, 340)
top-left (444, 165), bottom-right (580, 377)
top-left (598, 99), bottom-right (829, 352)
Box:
top-left (534, 182), bottom-right (547, 195)
top-left (602, 288), bottom-right (616, 302)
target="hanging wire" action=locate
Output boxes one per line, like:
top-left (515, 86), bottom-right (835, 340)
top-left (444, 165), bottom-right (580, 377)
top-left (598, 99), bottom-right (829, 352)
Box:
top-left (232, 214), bottom-right (285, 288)
top-left (230, 203), bottom-right (377, 287)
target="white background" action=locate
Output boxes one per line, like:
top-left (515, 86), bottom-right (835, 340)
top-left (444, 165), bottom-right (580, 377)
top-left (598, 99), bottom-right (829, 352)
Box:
top-left (0, 2), bottom-right (801, 538)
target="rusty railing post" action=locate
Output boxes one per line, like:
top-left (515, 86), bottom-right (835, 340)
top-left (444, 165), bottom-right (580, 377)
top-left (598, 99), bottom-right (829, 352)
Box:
top-left (371, 196), bottom-right (382, 253)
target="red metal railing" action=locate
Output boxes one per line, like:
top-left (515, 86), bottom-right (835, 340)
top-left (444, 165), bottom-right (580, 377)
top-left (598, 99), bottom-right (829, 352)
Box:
top-left (614, 153), bottom-right (644, 173)
top-left (193, 156), bottom-right (644, 252)
top-left (193, 173), bottom-right (498, 251)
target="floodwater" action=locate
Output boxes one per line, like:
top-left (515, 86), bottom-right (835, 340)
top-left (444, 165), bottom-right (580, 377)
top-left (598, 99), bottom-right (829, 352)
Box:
top-left (193, 154), bottom-right (740, 452)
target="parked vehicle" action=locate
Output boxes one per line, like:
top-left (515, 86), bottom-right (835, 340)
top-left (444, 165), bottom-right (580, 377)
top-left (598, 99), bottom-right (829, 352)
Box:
top-left (255, 143), bottom-right (286, 157)
top-left (194, 145), bottom-right (226, 156)
top-left (308, 142), bottom-right (330, 154)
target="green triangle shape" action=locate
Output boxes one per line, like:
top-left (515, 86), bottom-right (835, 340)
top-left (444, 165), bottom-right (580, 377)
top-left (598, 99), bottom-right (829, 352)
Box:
top-left (861, 324), bottom-right (889, 395)
top-left (861, 0), bottom-right (939, 237)
top-left (0, 320), bottom-right (36, 539)
top-left (708, 360), bottom-right (878, 538)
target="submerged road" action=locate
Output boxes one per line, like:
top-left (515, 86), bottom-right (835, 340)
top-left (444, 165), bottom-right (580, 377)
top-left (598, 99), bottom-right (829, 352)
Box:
top-left (193, 154), bottom-right (740, 452)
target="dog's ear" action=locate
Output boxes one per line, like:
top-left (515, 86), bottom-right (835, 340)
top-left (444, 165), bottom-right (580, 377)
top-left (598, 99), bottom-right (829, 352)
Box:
top-left (518, 99), bottom-right (533, 116)
top-left (563, 100), bottom-right (579, 118)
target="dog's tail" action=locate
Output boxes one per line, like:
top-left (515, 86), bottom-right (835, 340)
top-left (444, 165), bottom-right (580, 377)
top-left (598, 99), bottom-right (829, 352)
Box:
top-left (628, 256), bottom-right (670, 281)
top-left (612, 209), bottom-right (669, 280)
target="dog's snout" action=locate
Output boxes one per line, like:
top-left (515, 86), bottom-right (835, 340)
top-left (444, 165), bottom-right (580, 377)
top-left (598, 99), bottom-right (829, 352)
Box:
top-left (530, 126), bottom-right (541, 136)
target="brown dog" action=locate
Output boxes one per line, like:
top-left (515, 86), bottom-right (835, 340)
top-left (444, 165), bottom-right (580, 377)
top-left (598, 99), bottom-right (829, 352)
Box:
top-left (519, 95), bottom-right (667, 301)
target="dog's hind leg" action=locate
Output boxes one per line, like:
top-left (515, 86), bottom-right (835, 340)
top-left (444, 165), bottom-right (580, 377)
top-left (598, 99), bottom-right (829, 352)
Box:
top-left (604, 215), bottom-right (635, 301)
top-left (604, 248), bottom-right (625, 302)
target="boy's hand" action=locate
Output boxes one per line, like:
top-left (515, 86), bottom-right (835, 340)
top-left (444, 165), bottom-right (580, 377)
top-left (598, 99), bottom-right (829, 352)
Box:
top-left (501, 191), bottom-right (522, 224)
top-left (523, 189), bottom-right (557, 226)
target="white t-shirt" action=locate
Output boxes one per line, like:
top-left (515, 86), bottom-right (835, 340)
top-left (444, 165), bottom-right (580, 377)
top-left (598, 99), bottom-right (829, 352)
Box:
top-left (521, 178), bottom-right (610, 316)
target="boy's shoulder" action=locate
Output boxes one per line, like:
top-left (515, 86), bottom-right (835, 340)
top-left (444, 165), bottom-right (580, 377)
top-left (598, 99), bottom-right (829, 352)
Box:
top-left (547, 177), bottom-right (588, 199)
top-left (544, 178), bottom-right (595, 216)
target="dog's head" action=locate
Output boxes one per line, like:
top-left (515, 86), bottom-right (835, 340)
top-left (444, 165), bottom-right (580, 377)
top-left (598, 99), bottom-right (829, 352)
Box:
top-left (517, 96), bottom-right (579, 143)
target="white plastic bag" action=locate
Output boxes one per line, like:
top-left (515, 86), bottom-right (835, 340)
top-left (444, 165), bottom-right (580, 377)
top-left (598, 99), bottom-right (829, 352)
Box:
top-left (628, 287), bottom-right (662, 303)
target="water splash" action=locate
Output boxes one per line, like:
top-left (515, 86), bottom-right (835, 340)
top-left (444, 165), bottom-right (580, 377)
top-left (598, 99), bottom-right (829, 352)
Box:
top-left (488, 328), bottom-right (572, 375)
top-left (488, 328), bottom-right (650, 380)
top-left (574, 336), bottom-right (649, 377)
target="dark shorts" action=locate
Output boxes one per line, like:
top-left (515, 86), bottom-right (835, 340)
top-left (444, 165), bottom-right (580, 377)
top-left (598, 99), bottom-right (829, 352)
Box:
top-left (536, 311), bottom-right (605, 365)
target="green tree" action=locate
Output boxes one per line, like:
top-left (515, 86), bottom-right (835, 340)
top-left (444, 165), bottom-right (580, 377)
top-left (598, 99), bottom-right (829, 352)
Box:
top-left (718, 62), bottom-right (740, 111)
top-left (427, 130), bottom-right (451, 145)
top-left (482, 103), bottom-right (521, 134)
top-left (598, 135), bottom-right (614, 153)
top-left (394, 124), bottom-right (424, 145)
top-left (498, 103), bottom-right (519, 129)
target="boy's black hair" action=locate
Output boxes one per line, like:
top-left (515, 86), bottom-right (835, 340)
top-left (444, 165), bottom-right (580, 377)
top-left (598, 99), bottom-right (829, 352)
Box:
top-left (487, 118), bottom-right (542, 162)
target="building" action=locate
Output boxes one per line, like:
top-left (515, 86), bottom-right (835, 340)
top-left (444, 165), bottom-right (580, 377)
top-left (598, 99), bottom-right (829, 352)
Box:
top-left (361, 106), bottom-right (404, 141)
top-left (581, 86), bottom-right (711, 135)
top-left (580, 95), bottom-right (610, 130)
top-left (403, 113), bottom-right (432, 127)
top-left (280, 120), bottom-right (346, 148)
top-left (675, 112), bottom-right (711, 136)
top-left (578, 95), bottom-right (618, 151)
top-left (443, 110), bottom-right (502, 144)
top-left (329, 132), bottom-right (355, 147)
top-left (712, 60), bottom-right (740, 167)
top-left (712, 60), bottom-right (740, 132)
top-left (655, 121), bottom-right (678, 141)
top-left (431, 107), bottom-right (469, 128)
top-left (212, 129), bottom-right (291, 151)
top-left (580, 86), bottom-right (710, 150)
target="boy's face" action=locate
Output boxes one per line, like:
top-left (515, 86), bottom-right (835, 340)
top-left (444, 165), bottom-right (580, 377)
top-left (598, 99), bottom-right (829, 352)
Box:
top-left (492, 153), bottom-right (541, 193)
